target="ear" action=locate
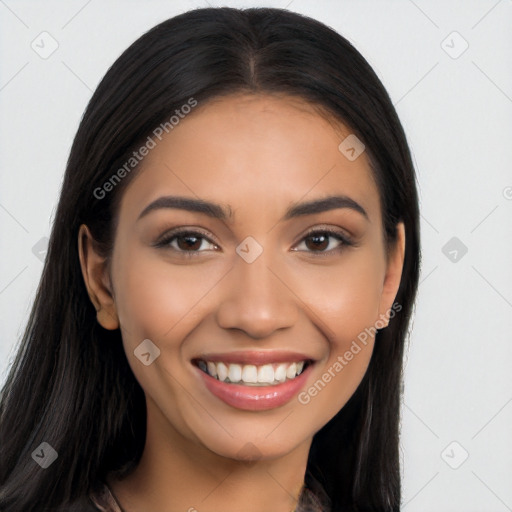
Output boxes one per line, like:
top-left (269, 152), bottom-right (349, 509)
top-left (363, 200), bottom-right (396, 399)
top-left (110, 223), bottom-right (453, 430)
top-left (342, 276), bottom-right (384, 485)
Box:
top-left (377, 222), bottom-right (405, 327)
top-left (78, 224), bottom-right (119, 330)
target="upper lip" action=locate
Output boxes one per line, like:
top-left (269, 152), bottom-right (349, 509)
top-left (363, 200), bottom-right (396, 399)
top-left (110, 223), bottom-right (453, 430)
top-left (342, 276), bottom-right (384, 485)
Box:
top-left (193, 350), bottom-right (315, 365)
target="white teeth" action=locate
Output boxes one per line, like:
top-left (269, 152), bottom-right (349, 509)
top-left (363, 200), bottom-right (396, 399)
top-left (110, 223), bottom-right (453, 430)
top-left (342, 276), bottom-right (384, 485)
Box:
top-left (257, 364), bottom-right (274, 384)
top-left (207, 361), bottom-right (217, 378)
top-left (217, 362), bottom-right (228, 382)
top-left (228, 363), bottom-right (242, 383)
top-left (274, 363), bottom-right (287, 382)
top-left (198, 360), bottom-right (309, 385)
top-left (286, 363), bottom-right (297, 379)
top-left (241, 364), bottom-right (258, 383)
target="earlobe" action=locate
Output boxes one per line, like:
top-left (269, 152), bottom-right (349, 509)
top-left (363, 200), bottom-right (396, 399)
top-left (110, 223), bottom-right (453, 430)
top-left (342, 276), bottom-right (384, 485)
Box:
top-left (377, 222), bottom-right (406, 327)
top-left (78, 224), bottom-right (119, 330)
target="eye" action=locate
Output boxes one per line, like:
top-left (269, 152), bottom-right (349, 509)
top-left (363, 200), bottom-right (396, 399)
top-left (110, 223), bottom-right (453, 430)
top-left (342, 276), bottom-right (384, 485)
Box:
top-left (154, 229), bottom-right (219, 255)
top-left (154, 226), bottom-right (354, 257)
top-left (293, 227), bottom-right (353, 255)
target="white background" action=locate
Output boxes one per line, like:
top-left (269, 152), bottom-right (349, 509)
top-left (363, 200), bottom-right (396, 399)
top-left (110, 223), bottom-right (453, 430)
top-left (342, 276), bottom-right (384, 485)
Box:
top-left (1, 1), bottom-right (511, 510)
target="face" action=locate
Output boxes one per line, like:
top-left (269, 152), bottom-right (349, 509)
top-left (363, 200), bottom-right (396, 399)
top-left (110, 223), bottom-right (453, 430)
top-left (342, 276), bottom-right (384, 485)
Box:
top-left (80, 93), bottom-right (404, 462)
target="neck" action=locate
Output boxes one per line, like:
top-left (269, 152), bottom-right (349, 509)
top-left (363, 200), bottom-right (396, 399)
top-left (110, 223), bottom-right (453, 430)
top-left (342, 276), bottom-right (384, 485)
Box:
top-left (108, 399), bottom-right (312, 512)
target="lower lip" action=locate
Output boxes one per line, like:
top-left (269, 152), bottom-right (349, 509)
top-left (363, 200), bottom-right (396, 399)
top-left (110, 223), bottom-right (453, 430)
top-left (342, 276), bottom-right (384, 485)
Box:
top-left (195, 363), bottom-right (313, 411)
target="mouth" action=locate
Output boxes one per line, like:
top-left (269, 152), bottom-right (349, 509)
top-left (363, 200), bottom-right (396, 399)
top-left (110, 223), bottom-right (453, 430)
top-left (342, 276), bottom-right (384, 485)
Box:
top-left (191, 351), bottom-right (315, 411)
top-left (192, 358), bottom-right (312, 386)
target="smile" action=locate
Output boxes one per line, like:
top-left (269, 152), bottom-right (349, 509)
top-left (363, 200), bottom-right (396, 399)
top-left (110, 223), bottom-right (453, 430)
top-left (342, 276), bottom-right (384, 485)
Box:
top-left (195, 359), bottom-right (311, 386)
top-left (191, 351), bottom-right (315, 411)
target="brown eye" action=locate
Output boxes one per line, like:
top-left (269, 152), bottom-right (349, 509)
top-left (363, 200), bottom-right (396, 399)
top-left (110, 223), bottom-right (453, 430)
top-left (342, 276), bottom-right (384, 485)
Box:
top-left (294, 228), bottom-right (353, 255)
top-left (175, 234), bottom-right (203, 251)
top-left (155, 229), bottom-right (218, 255)
top-left (304, 233), bottom-right (330, 251)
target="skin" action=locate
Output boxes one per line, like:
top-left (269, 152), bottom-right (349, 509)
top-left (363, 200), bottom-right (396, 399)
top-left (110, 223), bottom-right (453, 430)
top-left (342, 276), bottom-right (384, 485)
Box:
top-left (78, 93), bottom-right (405, 512)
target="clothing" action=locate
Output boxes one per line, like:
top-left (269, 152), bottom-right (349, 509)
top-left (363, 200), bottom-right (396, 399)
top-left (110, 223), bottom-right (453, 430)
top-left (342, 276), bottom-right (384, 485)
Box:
top-left (85, 480), bottom-right (330, 512)
top-left (89, 483), bottom-right (123, 512)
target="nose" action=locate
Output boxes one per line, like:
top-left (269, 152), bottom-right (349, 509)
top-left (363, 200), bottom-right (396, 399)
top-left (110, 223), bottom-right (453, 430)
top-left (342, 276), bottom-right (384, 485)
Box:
top-left (215, 249), bottom-right (298, 339)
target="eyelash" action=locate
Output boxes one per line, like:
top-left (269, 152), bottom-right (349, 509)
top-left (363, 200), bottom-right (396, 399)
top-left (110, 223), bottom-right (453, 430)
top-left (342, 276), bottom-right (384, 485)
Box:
top-left (154, 227), bottom-right (354, 258)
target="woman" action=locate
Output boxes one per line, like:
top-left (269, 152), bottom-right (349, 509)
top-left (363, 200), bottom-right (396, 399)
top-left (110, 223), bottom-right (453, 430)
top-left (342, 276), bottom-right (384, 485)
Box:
top-left (0, 6), bottom-right (420, 512)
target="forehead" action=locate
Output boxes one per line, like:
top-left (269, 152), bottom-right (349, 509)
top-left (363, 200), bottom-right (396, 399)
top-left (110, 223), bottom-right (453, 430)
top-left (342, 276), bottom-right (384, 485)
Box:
top-left (117, 93), bottom-right (381, 227)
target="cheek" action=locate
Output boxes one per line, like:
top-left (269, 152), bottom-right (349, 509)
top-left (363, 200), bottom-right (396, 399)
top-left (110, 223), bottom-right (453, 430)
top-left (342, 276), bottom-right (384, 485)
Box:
top-left (112, 248), bottom-right (225, 343)
top-left (287, 249), bottom-right (383, 414)
top-left (288, 248), bottom-right (385, 343)
top-left (110, 249), bottom-right (223, 433)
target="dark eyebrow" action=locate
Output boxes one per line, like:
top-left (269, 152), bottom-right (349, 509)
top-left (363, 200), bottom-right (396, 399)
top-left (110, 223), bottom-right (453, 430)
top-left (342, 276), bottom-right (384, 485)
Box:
top-left (282, 195), bottom-right (368, 221)
top-left (137, 194), bottom-right (368, 222)
top-left (138, 196), bottom-right (232, 221)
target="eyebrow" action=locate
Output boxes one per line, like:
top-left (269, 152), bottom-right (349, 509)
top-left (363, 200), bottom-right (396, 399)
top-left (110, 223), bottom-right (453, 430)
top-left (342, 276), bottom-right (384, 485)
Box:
top-left (137, 194), bottom-right (368, 222)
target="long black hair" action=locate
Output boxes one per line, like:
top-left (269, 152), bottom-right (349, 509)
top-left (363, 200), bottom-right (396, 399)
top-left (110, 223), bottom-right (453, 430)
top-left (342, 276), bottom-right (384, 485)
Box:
top-left (0, 7), bottom-right (420, 511)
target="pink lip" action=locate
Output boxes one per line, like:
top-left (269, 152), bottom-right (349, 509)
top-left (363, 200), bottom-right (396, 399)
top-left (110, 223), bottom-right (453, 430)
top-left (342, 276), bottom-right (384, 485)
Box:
top-left (194, 350), bottom-right (312, 365)
top-left (194, 362), bottom-right (313, 411)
